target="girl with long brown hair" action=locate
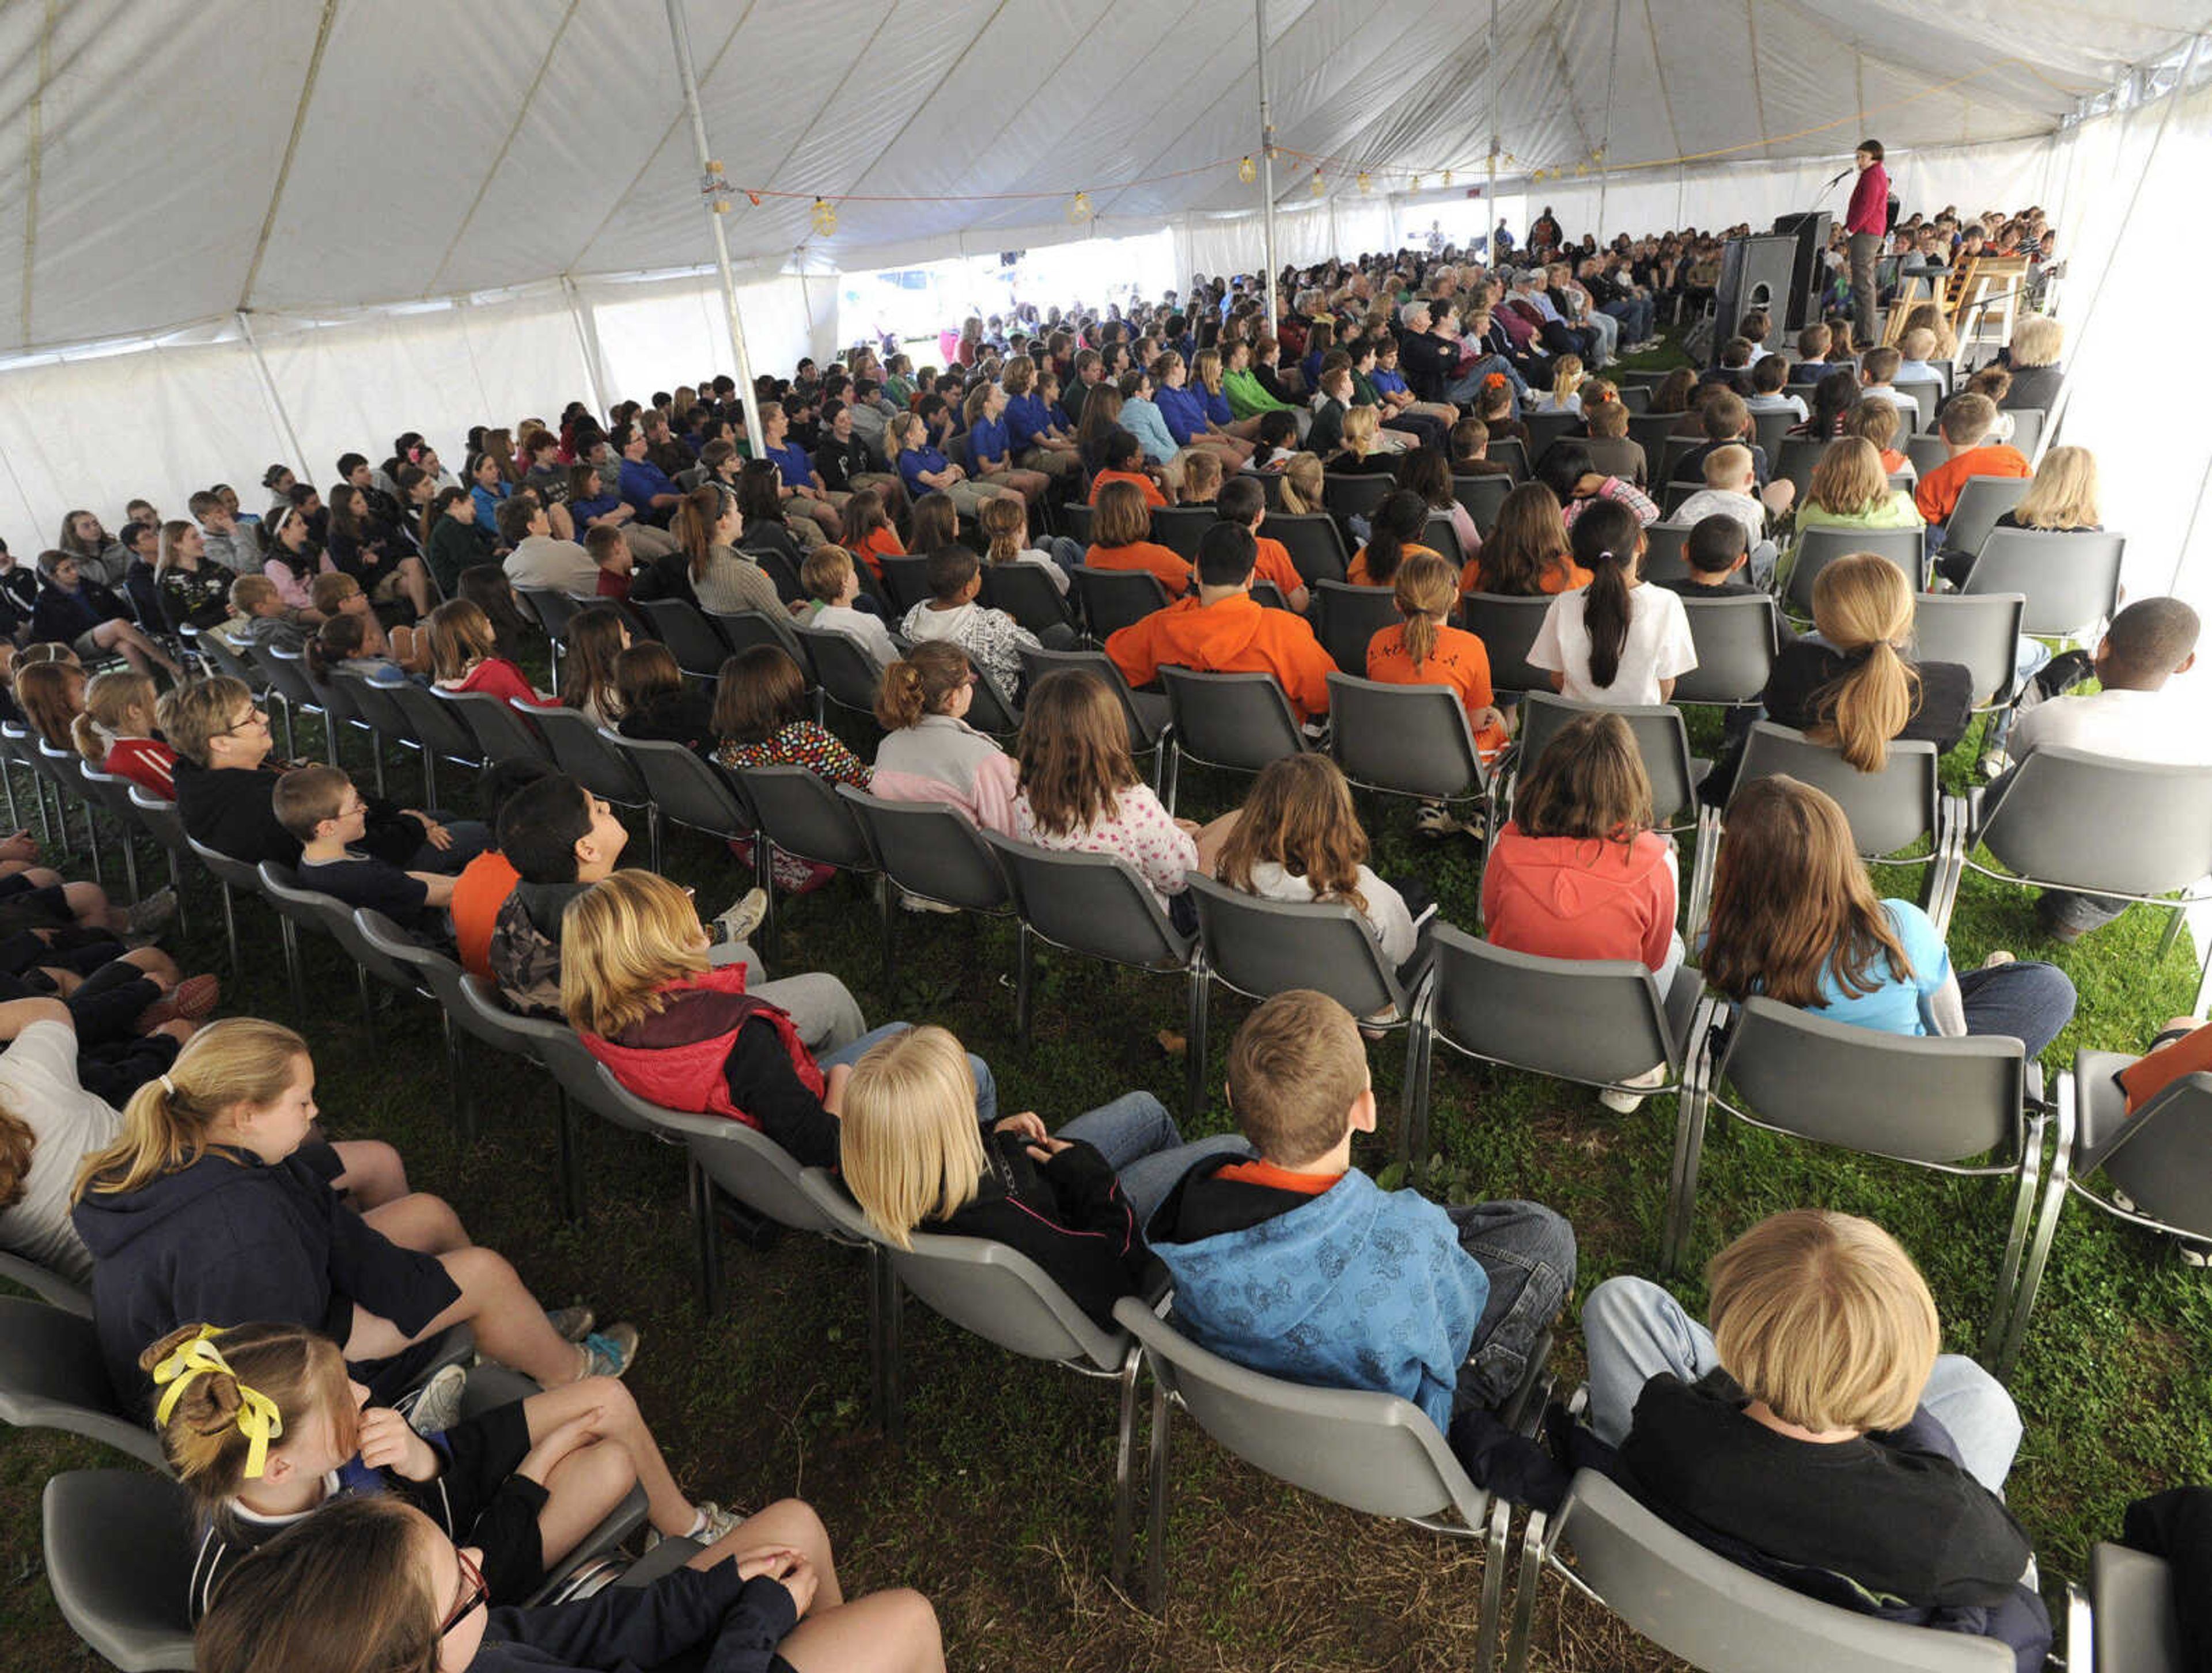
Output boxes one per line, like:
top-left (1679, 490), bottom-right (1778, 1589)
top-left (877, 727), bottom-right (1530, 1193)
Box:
top-left (1702, 776), bottom-right (2075, 1053)
top-left (426, 599), bottom-right (551, 708)
top-left (1214, 754), bottom-right (1419, 976)
top-left (554, 602), bottom-right (630, 726)
top-left (1012, 670), bottom-right (1236, 916)
top-left (1466, 483), bottom-right (1586, 597)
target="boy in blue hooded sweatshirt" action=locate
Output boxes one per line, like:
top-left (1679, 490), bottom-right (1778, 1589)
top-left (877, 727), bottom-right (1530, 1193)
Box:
top-left (1146, 990), bottom-right (1575, 1428)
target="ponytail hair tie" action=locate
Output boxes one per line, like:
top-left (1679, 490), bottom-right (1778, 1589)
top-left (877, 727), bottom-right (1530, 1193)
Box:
top-left (159, 1073), bottom-right (176, 1097)
top-left (1598, 549), bottom-right (1616, 564)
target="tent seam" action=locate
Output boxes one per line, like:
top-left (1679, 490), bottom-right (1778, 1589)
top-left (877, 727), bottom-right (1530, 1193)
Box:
top-left (238, 0), bottom-right (342, 313)
top-left (422, 0), bottom-right (585, 299)
top-left (18, 0), bottom-right (55, 348)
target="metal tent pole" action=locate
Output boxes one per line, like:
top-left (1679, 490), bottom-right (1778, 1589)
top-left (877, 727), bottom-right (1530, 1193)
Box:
top-left (237, 310), bottom-right (308, 478)
top-left (561, 275), bottom-right (611, 420)
top-left (664, 0), bottom-right (766, 457)
top-left (1596, 0), bottom-right (1622, 241)
top-left (1255, 0), bottom-right (1281, 329)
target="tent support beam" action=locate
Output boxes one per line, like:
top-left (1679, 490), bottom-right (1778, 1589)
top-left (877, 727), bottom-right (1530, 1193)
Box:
top-left (1255, 0), bottom-right (1280, 327)
top-left (1596, 0), bottom-right (1622, 244)
top-left (562, 276), bottom-right (611, 420)
top-left (663, 0), bottom-right (766, 460)
top-left (236, 312), bottom-right (308, 477)
top-left (240, 0), bottom-right (340, 314)
top-left (20, 0), bottom-right (56, 348)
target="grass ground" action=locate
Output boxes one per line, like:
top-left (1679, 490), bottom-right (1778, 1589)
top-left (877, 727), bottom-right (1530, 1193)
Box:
top-left (5, 359), bottom-right (2207, 1671)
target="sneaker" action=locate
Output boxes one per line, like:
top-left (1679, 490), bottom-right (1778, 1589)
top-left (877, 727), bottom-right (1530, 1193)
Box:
top-left (899, 890), bottom-right (959, 915)
top-left (1597, 1064), bottom-right (1669, 1114)
top-left (124, 887), bottom-right (178, 938)
top-left (2031, 647), bottom-right (2094, 701)
top-left (134, 973), bottom-right (221, 1031)
top-left (1981, 950), bottom-right (2017, 969)
top-left (404, 1362), bottom-right (467, 1437)
top-left (647, 1499), bottom-right (745, 1551)
top-left (545, 1305), bottom-right (596, 1343)
top-left (713, 888), bottom-right (768, 945)
top-left (1979, 748), bottom-right (2009, 780)
top-left (1415, 803), bottom-right (1484, 840)
top-left (577, 1324), bottom-right (640, 1380)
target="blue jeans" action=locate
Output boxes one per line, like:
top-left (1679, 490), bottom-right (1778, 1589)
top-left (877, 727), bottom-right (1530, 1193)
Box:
top-left (1444, 354), bottom-right (1528, 411)
top-left (1603, 296), bottom-right (1655, 344)
top-left (1448, 1199), bottom-right (1578, 1410)
top-left (1581, 1275), bottom-right (2023, 1493)
top-left (819, 1023), bottom-right (997, 1127)
top-left (407, 815), bottom-right (491, 875)
top-left (1058, 1091), bottom-right (1251, 1226)
top-left (1957, 959), bottom-right (2076, 1056)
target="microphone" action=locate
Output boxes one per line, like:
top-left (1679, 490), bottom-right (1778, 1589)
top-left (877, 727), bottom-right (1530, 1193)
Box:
top-left (1824, 166), bottom-right (1851, 190)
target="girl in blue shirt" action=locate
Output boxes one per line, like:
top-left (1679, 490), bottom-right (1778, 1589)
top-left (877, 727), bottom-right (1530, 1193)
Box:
top-left (961, 384), bottom-right (1048, 508)
top-left (1702, 776), bottom-right (2075, 1055)
top-left (758, 401), bottom-right (841, 541)
top-left (466, 454), bottom-right (510, 551)
top-left (1152, 351), bottom-right (1252, 468)
top-left (889, 412), bottom-right (1016, 520)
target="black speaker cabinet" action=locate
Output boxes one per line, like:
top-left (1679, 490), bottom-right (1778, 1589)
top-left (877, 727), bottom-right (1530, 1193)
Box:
top-left (1771, 210), bottom-right (1834, 329)
top-left (1712, 234), bottom-right (1802, 364)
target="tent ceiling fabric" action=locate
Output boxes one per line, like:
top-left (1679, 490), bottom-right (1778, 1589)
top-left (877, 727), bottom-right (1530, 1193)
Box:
top-left (0, 0), bottom-right (2202, 354)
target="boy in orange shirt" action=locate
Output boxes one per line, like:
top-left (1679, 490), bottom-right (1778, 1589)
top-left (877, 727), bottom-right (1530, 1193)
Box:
top-left (1084, 478), bottom-right (1191, 597)
top-left (1914, 393), bottom-right (2030, 528)
top-left (1086, 428), bottom-right (1169, 509)
top-left (1217, 476), bottom-right (1310, 613)
top-left (1107, 522), bottom-right (1336, 723)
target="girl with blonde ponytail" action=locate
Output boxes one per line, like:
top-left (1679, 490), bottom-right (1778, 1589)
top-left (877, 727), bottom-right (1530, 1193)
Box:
top-left (145, 1309), bottom-right (746, 1624)
top-left (72, 1017), bottom-right (639, 1406)
top-left (1762, 551), bottom-right (1976, 768)
top-left (1365, 551), bottom-right (1510, 766)
top-left (72, 668), bottom-right (177, 796)
top-left (870, 641), bottom-right (1021, 836)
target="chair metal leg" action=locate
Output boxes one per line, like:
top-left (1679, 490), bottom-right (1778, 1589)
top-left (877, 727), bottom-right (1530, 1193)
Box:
top-left (692, 1159), bottom-right (725, 1314)
top-left (165, 849), bottom-right (189, 938)
top-left (1658, 1024), bottom-right (1717, 1274)
top-left (554, 1086), bottom-right (584, 1227)
top-left (28, 775), bottom-right (52, 850)
top-left (116, 820), bottom-right (141, 905)
top-left (1504, 1502), bottom-right (1553, 1673)
top-left (1986, 1105), bottom-right (2046, 1371)
top-left (369, 733), bottom-right (388, 800)
top-left (217, 881), bottom-right (240, 976)
top-left (355, 963), bottom-right (377, 1045)
top-left (1183, 963), bottom-right (1207, 1121)
top-left (1014, 925), bottom-right (1035, 1045)
top-left (445, 1011), bottom-right (474, 1141)
top-left (0, 755), bottom-right (18, 832)
top-left (82, 805), bottom-right (103, 886)
top-left (1109, 1345), bottom-right (1141, 1591)
top-left (878, 874), bottom-right (897, 982)
top-left (1396, 1008), bottom-right (1427, 1161)
top-left (1160, 740), bottom-right (1181, 816)
top-left (870, 1248), bottom-right (903, 1440)
top-left (2157, 901), bottom-right (2186, 963)
top-left (278, 917), bottom-right (307, 1027)
top-left (1994, 1085), bottom-right (2074, 1379)
top-left (753, 833), bottom-right (777, 958)
top-left (274, 696), bottom-right (297, 761)
top-left (422, 753), bottom-right (438, 811)
top-left (1142, 1375), bottom-right (1172, 1612)
top-left (1475, 1490), bottom-right (1512, 1673)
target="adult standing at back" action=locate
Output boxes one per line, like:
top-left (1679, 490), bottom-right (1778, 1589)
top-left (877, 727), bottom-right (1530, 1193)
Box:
top-left (1843, 140), bottom-right (1890, 348)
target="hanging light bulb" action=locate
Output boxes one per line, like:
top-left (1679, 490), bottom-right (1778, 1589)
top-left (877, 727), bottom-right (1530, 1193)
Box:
top-left (1410, 174), bottom-right (1423, 192)
top-left (1067, 191), bottom-right (1092, 223)
top-left (809, 198), bottom-right (837, 236)
top-left (1575, 162), bottom-right (1588, 178)
top-left (1237, 155), bottom-right (1257, 184)
top-left (1442, 169), bottom-right (1453, 188)
top-left (1357, 170), bottom-right (1372, 194)
top-left (1593, 146), bottom-right (1607, 163)
top-left (1310, 168), bottom-right (1325, 198)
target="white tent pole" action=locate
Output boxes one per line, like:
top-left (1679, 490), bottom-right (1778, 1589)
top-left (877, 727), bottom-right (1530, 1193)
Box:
top-left (561, 276), bottom-right (611, 420)
top-left (664, 0), bottom-right (766, 459)
top-left (1596, 0), bottom-right (1622, 241)
top-left (1486, 0), bottom-right (1500, 257)
top-left (1254, 0), bottom-right (1280, 329)
top-left (2041, 30), bottom-right (2202, 452)
top-left (236, 311), bottom-right (309, 479)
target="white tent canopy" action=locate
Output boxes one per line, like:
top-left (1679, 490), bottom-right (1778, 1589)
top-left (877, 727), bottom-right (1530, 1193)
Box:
top-left (1, 1), bottom-right (2209, 602)
top-left (3, 0), bottom-right (2202, 354)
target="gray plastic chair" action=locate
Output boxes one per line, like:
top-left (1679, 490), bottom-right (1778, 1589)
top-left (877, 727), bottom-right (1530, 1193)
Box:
top-left (389, 680), bottom-right (486, 805)
top-left (532, 705), bottom-right (653, 818)
top-left (1966, 748), bottom-right (2212, 996)
top-left (1071, 565), bottom-right (1172, 643)
top-left (1770, 434), bottom-right (1827, 507)
top-left (126, 787), bottom-right (190, 928)
top-left (2002, 1054), bottom-right (2212, 1372)
top-left (1323, 472), bottom-right (1394, 530)
top-left (1664, 996), bottom-right (2044, 1374)
top-left (0, 1245), bottom-right (91, 1315)
top-left (1941, 475), bottom-right (2032, 559)
top-left (1673, 594), bottom-right (1780, 707)
top-left (1325, 672), bottom-right (1489, 809)
top-left (43, 1470), bottom-right (198, 1671)
top-left (1505, 1467), bottom-right (2013, 1673)
top-left (1420, 511), bottom-right (1467, 568)
top-left (1150, 506), bottom-right (1215, 560)
top-left (1912, 591), bottom-right (2027, 712)
top-left (1893, 377), bottom-right (1944, 431)
top-left (1639, 522), bottom-right (1693, 587)
top-left (876, 553), bottom-right (934, 615)
top-left (1685, 723), bottom-right (1965, 940)
top-left (1905, 431), bottom-right (1949, 478)
top-left (838, 786), bottom-right (1012, 977)
top-left (435, 685), bottom-right (550, 768)
top-left (1312, 579), bottom-right (1400, 676)
top-left (1457, 593), bottom-right (1555, 694)
top-left (1961, 528), bottom-right (2126, 641)
top-left (2083, 1540), bottom-right (2180, 1673)
top-left (981, 831), bottom-right (1204, 1114)
top-left (799, 1169), bottom-right (1143, 1578)
top-left (619, 731), bottom-right (752, 858)
top-left (1453, 473), bottom-right (1513, 535)
top-left (1413, 926), bottom-right (1706, 1162)
top-left (353, 909), bottom-right (473, 1130)
top-left (978, 560), bottom-right (1076, 636)
top-left (449, 973), bottom-right (607, 1224)
top-left (634, 596), bottom-right (731, 680)
top-left (252, 643), bottom-right (322, 758)
top-left (730, 762), bottom-right (880, 954)
top-left (1184, 870), bottom-right (1428, 1124)
top-left (32, 738), bottom-right (98, 866)
top-left (1155, 666), bottom-right (1307, 814)
top-left (1787, 525), bottom-right (1926, 613)
top-left (1264, 512), bottom-right (1350, 586)
top-left (709, 607), bottom-right (810, 667)
top-left (1513, 693), bottom-right (1707, 834)
top-left (790, 622), bottom-right (887, 720)
top-left (1014, 644), bottom-right (1167, 765)
top-left (78, 762), bottom-right (146, 904)
top-left (1060, 501), bottom-right (1094, 546)
top-left (187, 836), bottom-right (271, 976)
top-left (0, 1298), bottom-right (167, 1467)
top-left (334, 671), bottom-right (427, 801)
top-left (1115, 1295), bottom-right (1544, 1651)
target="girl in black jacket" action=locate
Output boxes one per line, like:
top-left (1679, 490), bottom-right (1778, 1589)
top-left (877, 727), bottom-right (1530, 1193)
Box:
top-left (193, 1493), bottom-right (948, 1673)
top-left (837, 1025), bottom-right (1249, 1329)
top-left (29, 552), bottom-right (181, 680)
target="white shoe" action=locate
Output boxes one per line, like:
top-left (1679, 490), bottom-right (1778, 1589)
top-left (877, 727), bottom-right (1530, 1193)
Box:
top-left (1597, 1064), bottom-right (1669, 1114)
top-left (403, 1362), bottom-right (467, 1437)
top-left (713, 888), bottom-right (768, 944)
top-left (899, 890), bottom-right (959, 915)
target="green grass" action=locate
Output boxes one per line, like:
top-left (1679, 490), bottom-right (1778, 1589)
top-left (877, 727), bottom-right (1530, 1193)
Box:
top-left (5, 552), bottom-right (2208, 1668)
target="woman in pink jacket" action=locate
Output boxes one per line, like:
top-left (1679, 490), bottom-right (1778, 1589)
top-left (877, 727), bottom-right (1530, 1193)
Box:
top-left (868, 642), bottom-right (1021, 835)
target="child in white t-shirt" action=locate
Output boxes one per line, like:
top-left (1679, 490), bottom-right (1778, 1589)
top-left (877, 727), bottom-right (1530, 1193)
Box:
top-left (1529, 499), bottom-right (1697, 705)
top-left (798, 543), bottom-right (897, 666)
top-left (1670, 443), bottom-right (1780, 589)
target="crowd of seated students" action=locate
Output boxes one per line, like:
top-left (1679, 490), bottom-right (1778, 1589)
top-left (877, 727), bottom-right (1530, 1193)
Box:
top-left (19, 183), bottom-right (2212, 1673)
